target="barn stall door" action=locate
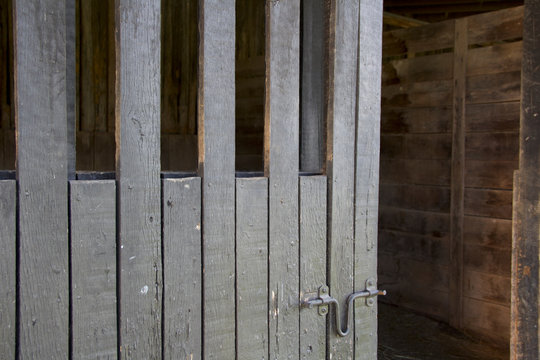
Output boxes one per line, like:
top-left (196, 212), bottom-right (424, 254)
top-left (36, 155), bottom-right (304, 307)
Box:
top-left (2, 0), bottom-right (382, 359)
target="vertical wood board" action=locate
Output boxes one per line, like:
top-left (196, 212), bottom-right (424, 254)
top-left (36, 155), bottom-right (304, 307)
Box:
top-left (236, 177), bottom-right (268, 360)
top-left (354, 0), bottom-right (383, 358)
top-left (0, 180), bottom-right (15, 359)
top-left (198, 0), bottom-right (236, 358)
top-left (300, 0), bottom-right (325, 173)
top-left (265, 0), bottom-right (301, 358)
top-left (299, 175), bottom-right (327, 359)
top-left (115, 1), bottom-right (162, 357)
top-left (163, 177), bottom-right (202, 360)
top-left (14, 1), bottom-right (69, 357)
top-left (326, 0), bottom-right (359, 356)
top-left (70, 180), bottom-right (117, 359)
top-left (449, 18), bottom-right (467, 330)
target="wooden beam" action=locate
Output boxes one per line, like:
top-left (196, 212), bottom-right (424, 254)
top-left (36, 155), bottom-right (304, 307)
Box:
top-left (0, 180), bottom-right (15, 358)
top-left (449, 18), bottom-right (467, 330)
top-left (383, 11), bottom-right (429, 28)
top-left (511, 1), bottom-right (540, 358)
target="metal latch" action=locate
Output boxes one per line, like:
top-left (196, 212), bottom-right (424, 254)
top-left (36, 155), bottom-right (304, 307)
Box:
top-left (301, 278), bottom-right (386, 337)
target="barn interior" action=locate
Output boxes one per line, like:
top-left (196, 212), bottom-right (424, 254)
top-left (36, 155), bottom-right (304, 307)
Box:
top-left (0, 0), bottom-right (525, 358)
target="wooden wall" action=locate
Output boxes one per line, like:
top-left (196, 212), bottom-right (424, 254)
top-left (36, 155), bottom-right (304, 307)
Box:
top-left (379, 6), bottom-right (523, 347)
top-left (0, 0), bottom-right (266, 172)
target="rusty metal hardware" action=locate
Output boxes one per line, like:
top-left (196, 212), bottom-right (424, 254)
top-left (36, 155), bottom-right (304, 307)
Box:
top-left (302, 278), bottom-right (386, 337)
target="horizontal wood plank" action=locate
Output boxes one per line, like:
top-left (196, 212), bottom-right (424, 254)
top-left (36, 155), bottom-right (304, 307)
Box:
top-left (467, 5), bottom-right (523, 45)
top-left (466, 71), bottom-right (521, 104)
top-left (378, 207), bottom-right (450, 239)
top-left (463, 270), bottom-right (510, 305)
top-left (463, 216), bottom-right (512, 249)
top-left (382, 80), bottom-right (453, 107)
top-left (464, 243), bottom-right (511, 276)
top-left (381, 106), bottom-right (452, 134)
top-left (464, 189), bottom-right (513, 219)
top-left (466, 132), bottom-right (519, 162)
top-left (380, 184), bottom-right (451, 212)
top-left (462, 297), bottom-right (510, 345)
top-left (383, 20), bottom-right (454, 56)
top-left (380, 158), bottom-right (451, 186)
top-left (467, 41), bottom-right (522, 76)
top-left (379, 229), bottom-right (450, 265)
top-left (381, 134), bottom-right (451, 160)
top-left (466, 102), bottom-right (520, 133)
top-left (465, 160), bottom-right (518, 189)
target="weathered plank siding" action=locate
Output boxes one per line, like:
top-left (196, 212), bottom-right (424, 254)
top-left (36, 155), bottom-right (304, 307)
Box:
top-left (115, 1), bottom-right (162, 357)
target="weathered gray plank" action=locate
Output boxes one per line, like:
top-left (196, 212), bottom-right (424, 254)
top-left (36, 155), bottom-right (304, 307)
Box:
top-left (14, 1), bottom-right (69, 357)
top-left (299, 175), bottom-right (327, 359)
top-left (326, 0), bottom-right (359, 357)
top-left (198, 0), bottom-right (236, 358)
top-left (115, 1), bottom-right (162, 358)
top-left (236, 177), bottom-right (268, 360)
top-left (265, 0), bottom-right (301, 358)
top-left (70, 180), bottom-right (117, 359)
top-left (300, 0), bottom-right (325, 173)
top-left (0, 180), bottom-right (15, 359)
top-left (163, 177), bottom-right (202, 360)
top-left (449, 17), bottom-right (467, 330)
top-left (66, 0), bottom-right (76, 179)
top-left (354, 0), bottom-right (383, 358)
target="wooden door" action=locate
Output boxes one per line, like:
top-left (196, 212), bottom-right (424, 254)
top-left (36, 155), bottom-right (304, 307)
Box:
top-left (2, 0), bottom-right (383, 359)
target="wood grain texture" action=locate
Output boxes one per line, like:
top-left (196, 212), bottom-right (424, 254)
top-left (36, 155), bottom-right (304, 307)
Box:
top-left (449, 17), bottom-right (467, 330)
top-left (299, 175), bottom-right (327, 359)
top-left (382, 19), bottom-right (453, 56)
top-left (14, 1), bottom-right (69, 357)
top-left (381, 106), bottom-right (452, 134)
top-left (466, 71), bottom-right (521, 104)
top-left (264, 0), bottom-right (301, 358)
top-left (70, 180), bottom-right (117, 359)
top-left (198, 1), bottom-right (236, 358)
top-left (466, 102), bottom-right (520, 133)
top-left (462, 297), bottom-right (510, 345)
top-left (326, 0), bottom-right (358, 356)
top-left (115, 1), bottom-right (162, 358)
top-left (66, 0), bottom-right (76, 179)
top-left (467, 41), bottom-right (522, 76)
top-left (467, 5), bottom-right (523, 45)
top-left (354, 0), bottom-right (382, 358)
top-left (378, 207), bottom-right (450, 239)
top-left (163, 177), bottom-right (202, 360)
top-left (0, 180), bottom-right (15, 358)
top-left (300, 0), bottom-right (325, 173)
top-left (511, 1), bottom-right (540, 357)
top-left (236, 177), bottom-right (268, 360)
top-left (464, 189), bottom-right (513, 219)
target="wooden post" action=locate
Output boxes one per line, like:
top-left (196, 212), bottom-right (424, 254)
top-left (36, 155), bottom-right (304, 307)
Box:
top-left (449, 18), bottom-right (467, 330)
top-left (198, 0), bottom-right (236, 358)
top-left (14, 1), bottom-right (70, 357)
top-left (326, 0), bottom-right (359, 357)
top-left (511, 1), bottom-right (540, 358)
top-left (115, 1), bottom-right (162, 357)
top-left (265, 0), bottom-right (301, 358)
top-left (300, 0), bottom-right (325, 173)
top-left (354, 0), bottom-right (383, 358)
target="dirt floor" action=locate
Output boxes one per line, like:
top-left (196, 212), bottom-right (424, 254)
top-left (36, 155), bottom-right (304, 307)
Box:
top-left (378, 303), bottom-right (509, 359)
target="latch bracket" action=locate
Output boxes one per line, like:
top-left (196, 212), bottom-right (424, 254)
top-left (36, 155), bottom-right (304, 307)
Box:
top-left (301, 278), bottom-right (386, 337)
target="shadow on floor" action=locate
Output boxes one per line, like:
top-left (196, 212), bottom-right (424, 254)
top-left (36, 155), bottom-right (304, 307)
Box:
top-left (378, 303), bottom-right (509, 359)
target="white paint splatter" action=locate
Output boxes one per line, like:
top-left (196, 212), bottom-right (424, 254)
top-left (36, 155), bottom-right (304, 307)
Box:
top-left (184, 184), bottom-right (190, 189)
top-left (129, 256), bottom-right (136, 261)
top-left (195, 223), bottom-right (201, 231)
top-left (140, 285), bottom-right (149, 295)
